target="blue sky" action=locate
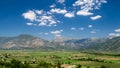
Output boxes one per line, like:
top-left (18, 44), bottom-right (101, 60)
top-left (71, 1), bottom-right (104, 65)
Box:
top-left (0, 0), bottom-right (120, 39)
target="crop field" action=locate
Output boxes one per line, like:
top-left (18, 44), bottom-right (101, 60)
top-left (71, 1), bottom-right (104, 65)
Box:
top-left (0, 50), bottom-right (120, 68)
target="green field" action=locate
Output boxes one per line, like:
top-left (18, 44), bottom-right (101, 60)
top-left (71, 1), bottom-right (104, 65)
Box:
top-left (0, 50), bottom-right (120, 68)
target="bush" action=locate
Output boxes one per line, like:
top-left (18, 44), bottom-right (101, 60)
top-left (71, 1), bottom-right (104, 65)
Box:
top-left (36, 61), bottom-right (52, 68)
top-left (10, 59), bottom-right (32, 68)
top-left (76, 64), bottom-right (81, 68)
top-left (101, 65), bottom-right (107, 68)
top-left (56, 62), bottom-right (62, 68)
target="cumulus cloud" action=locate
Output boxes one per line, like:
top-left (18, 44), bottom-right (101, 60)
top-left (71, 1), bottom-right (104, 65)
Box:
top-left (23, 10), bottom-right (60, 26)
top-left (26, 23), bottom-right (33, 26)
top-left (73, 0), bottom-right (84, 6)
top-left (35, 10), bottom-right (43, 14)
top-left (23, 10), bottom-right (36, 21)
top-left (23, 0), bottom-right (107, 27)
top-left (90, 31), bottom-right (96, 34)
top-left (109, 33), bottom-right (120, 38)
top-left (64, 12), bottom-right (75, 18)
top-left (71, 27), bottom-right (76, 30)
top-left (50, 8), bottom-right (67, 14)
top-left (57, 0), bottom-right (65, 3)
top-left (44, 33), bottom-right (49, 35)
top-left (76, 10), bottom-right (93, 16)
top-left (90, 15), bottom-right (102, 20)
top-left (88, 25), bottom-right (93, 28)
top-left (115, 28), bottom-right (120, 32)
top-left (108, 28), bottom-right (120, 38)
top-left (50, 30), bottom-right (63, 37)
top-left (55, 34), bottom-right (62, 37)
top-left (74, 0), bottom-right (107, 17)
top-left (79, 27), bottom-right (84, 30)
top-left (38, 15), bottom-right (57, 26)
top-left (50, 4), bottom-right (56, 8)
top-left (51, 30), bottom-right (63, 34)
top-left (90, 29), bottom-right (100, 34)
top-left (73, 0), bottom-right (107, 11)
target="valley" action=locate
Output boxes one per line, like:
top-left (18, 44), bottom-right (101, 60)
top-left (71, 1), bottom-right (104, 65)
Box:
top-left (0, 50), bottom-right (120, 68)
top-left (0, 34), bottom-right (120, 68)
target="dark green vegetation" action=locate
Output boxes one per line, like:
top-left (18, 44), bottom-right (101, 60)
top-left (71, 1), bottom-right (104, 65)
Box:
top-left (0, 50), bottom-right (120, 68)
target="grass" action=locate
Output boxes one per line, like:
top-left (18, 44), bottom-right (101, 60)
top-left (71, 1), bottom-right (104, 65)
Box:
top-left (0, 50), bottom-right (120, 68)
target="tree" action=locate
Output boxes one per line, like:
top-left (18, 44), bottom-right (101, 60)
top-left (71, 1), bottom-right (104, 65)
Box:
top-left (76, 64), bottom-right (81, 68)
top-left (36, 61), bottom-right (52, 68)
top-left (101, 65), bottom-right (107, 68)
top-left (56, 62), bottom-right (61, 68)
top-left (10, 59), bottom-right (32, 68)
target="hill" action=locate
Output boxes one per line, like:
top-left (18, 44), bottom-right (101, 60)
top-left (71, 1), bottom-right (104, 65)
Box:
top-left (0, 34), bottom-right (120, 51)
top-left (83, 37), bottom-right (120, 51)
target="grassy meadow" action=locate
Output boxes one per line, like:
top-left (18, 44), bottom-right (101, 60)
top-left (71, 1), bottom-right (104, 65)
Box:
top-left (0, 50), bottom-right (120, 68)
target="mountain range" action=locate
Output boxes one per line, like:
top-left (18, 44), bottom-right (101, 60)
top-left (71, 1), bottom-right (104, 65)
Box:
top-left (0, 34), bottom-right (120, 51)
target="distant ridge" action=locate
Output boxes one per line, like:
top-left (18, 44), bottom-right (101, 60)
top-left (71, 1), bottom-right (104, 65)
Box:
top-left (0, 34), bottom-right (120, 51)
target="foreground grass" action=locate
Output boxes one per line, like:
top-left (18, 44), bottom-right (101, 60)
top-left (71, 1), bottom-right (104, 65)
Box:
top-left (0, 50), bottom-right (120, 68)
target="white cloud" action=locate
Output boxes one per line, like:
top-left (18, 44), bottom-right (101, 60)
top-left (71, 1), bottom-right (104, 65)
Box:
top-left (39, 22), bottom-right (47, 26)
top-left (108, 28), bottom-right (120, 38)
top-left (51, 30), bottom-right (63, 35)
top-left (109, 33), bottom-right (120, 38)
top-left (26, 23), bottom-right (33, 26)
top-left (88, 25), bottom-right (93, 28)
top-left (64, 12), bottom-right (75, 18)
top-left (38, 15), bottom-right (57, 26)
top-left (90, 31), bottom-right (96, 34)
top-left (22, 10), bottom-right (36, 21)
top-left (73, 0), bottom-right (84, 6)
top-left (50, 8), bottom-right (67, 14)
top-left (73, 0), bottom-right (107, 11)
top-left (50, 4), bottom-right (56, 8)
top-left (23, 0), bottom-right (107, 27)
top-left (57, 0), bottom-right (65, 3)
top-left (90, 15), bottom-right (102, 20)
top-left (71, 27), bottom-right (76, 30)
top-left (115, 28), bottom-right (120, 33)
top-left (109, 33), bottom-right (115, 36)
top-left (76, 10), bottom-right (93, 16)
top-left (55, 34), bottom-right (61, 37)
top-left (79, 27), bottom-right (84, 30)
top-left (44, 33), bottom-right (49, 35)
top-left (73, 0), bottom-right (107, 17)
top-left (51, 30), bottom-right (63, 37)
top-left (35, 10), bottom-right (43, 14)
top-left (23, 10), bottom-right (60, 27)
